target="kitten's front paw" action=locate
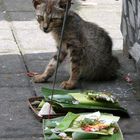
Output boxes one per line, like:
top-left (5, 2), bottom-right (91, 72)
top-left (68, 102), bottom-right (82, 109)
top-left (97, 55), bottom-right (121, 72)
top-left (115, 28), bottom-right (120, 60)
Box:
top-left (33, 74), bottom-right (47, 83)
top-left (60, 80), bottom-right (77, 89)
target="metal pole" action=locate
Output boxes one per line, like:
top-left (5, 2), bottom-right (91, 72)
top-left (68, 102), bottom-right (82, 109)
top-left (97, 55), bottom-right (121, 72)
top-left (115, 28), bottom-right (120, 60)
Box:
top-left (48, 0), bottom-right (71, 119)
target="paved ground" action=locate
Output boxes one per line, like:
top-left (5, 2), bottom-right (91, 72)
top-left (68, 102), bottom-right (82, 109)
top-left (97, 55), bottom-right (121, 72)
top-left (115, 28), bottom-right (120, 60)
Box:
top-left (0, 0), bottom-right (140, 139)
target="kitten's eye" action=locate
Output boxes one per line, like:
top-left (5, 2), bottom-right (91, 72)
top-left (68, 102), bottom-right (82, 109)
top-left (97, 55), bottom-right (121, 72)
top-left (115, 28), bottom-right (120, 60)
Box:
top-left (36, 15), bottom-right (44, 22)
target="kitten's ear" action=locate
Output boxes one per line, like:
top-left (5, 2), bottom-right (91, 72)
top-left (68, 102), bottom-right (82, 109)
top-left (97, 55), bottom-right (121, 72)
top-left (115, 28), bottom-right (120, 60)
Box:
top-left (32, 0), bottom-right (41, 8)
top-left (46, 0), bottom-right (62, 14)
top-left (59, 0), bottom-right (72, 10)
top-left (53, 0), bottom-right (72, 12)
top-left (46, 0), bottom-right (71, 13)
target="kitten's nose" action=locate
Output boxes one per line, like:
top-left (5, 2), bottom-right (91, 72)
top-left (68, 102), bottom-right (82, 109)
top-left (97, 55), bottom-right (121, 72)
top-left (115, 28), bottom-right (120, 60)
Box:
top-left (43, 27), bottom-right (48, 33)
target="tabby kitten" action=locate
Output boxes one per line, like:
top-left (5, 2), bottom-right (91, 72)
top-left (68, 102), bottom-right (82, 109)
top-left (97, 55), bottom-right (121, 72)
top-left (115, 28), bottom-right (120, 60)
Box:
top-left (32, 0), bottom-right (120, 89)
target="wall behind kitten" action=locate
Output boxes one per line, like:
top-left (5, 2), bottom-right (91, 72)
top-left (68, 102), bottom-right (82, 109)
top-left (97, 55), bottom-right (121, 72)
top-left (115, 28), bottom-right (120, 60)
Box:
top-left (71, 0), bottom-right (123, 50)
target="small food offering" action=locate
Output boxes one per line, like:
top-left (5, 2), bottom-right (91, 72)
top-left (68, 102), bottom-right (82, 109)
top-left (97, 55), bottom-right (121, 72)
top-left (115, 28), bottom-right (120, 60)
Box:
top-left (43, 112), bottom-right (124, 140)
top-left (87, 91), bottom-right (118, 103)
top-left (28, 88), bottom-right (128, 120)
top-left (42, 88), bottom-right (128, 115)
top-left (38, 102), bottom-right (56, 117)
top-left (29, 97), bottom-right (57, 120)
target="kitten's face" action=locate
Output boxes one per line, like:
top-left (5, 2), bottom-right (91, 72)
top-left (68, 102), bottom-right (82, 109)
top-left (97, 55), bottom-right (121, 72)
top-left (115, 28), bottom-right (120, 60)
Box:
top-left (33, 0), bottom-right (65, 33)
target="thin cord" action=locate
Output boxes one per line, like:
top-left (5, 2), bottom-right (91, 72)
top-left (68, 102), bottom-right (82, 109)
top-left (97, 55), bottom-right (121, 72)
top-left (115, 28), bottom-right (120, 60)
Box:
top-left (48, 0), bottom-right (71, 119)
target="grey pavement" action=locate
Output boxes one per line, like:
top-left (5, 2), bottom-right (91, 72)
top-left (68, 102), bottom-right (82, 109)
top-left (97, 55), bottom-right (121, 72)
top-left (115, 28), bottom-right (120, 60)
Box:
top-left (0, 0), bottom-right (140, 139)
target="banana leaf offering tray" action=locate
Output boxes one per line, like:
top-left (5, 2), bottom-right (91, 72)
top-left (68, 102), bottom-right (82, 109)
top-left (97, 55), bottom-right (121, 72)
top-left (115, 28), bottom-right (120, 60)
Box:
top-left (28, 96), bottom-right (64, 121)
top-left (28, 88), bottom-right (128, 120)
top-left (43, 112), bottom-right (124, 140)
top-left (42, 88), bottom-right (128, 115)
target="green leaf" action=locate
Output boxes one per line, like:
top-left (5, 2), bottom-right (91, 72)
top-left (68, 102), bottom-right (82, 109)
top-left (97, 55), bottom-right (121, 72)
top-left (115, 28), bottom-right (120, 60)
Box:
top-left (72, 131), bottom-right (123, 140)
top-left (43, 113), bottom-right (124, 140)
top-left (44, 128), bottom-right (53, 135)
top-left (56, 112), bottom-right (79, 131)
top-left (38, 99), bottom-right (46, 108)
top-left (47, 133), bottom-right (62, 140)
top-left (72, 132), bottom-right (101, 140)
top-left (43, 119), bottom-right (57, 128)
top-left (42, 87), bottom-right (77, 97)
top-left (69, 93), bottom-right (120, 108)
top-left (55, 102), bottom-right (127, 114)
top-left (48, 94), bottom-right (76, 104)
top-left (41, 88), bottom-right (128, 115)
